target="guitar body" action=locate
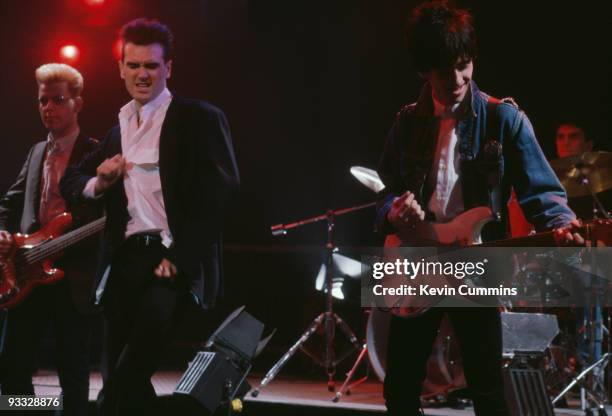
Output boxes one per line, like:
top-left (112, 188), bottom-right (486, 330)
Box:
top-left (0, 213), bottom-right (72, 309)
top-left (382, 207), bottom-right (494, 318)
top-left (384, 206), bottom-right (494, 248)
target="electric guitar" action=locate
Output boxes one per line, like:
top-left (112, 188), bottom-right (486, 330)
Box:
top-left (381, 206), bottom-right (612, 318)
top-left (0, 213), bottom-right (105, 309)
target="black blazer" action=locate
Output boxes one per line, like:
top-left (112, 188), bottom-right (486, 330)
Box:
top-left (0, 132), bottom-right (101, 313)
top-left (60, 96), bottom-right (240, 309)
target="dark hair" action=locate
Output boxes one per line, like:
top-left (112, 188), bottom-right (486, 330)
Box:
top-left (406, 1), bottom-right (477, 72)
top-left (120, 18), bottom-right (174, 61)
top-left (555, 118), bottom-right (591, 141)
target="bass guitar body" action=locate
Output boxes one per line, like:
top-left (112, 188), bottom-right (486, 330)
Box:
top-left (0, 213), bottom-right (73, 309)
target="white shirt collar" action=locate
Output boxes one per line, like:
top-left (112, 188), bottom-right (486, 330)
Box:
top-left (119, 87), bottom-right (172, 122)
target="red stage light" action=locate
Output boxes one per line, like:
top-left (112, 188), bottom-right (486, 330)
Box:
top-left (112, 39), bottom-right (123, 61)
top-left (84, 0), bottom-right (105, 6)
top-left (60, 45), bottom-right (79, 61)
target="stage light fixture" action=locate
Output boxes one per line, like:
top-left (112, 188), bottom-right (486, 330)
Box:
top-left (173, 306), bottom-right (274, 415)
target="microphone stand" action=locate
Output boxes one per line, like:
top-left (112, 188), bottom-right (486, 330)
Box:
top-left (251, 202), bottom-right (375, 396)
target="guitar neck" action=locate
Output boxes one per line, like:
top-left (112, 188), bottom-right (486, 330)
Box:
top-left (389, 205), bottom-right (611, 260)
top-left (24, 217), bottom-right (106, 264)
top-left (479, 223), bottom-right (596, 247)
top-left (479, 231), bottom-right (556, 247)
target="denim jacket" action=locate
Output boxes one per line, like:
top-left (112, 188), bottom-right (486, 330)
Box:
top-left (376, 81), bottom-right (575, 239)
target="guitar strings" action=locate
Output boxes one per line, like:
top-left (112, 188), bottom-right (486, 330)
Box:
top-left (19, 218), bottom-right (105, 263)
top-left (15, 217), bottom-right (106, 266)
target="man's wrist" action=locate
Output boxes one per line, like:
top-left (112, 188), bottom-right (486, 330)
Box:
top-left (83, 177), bottom-right (103, 199)
top-left (94, 181), bottom-right (103, 196)
top-left (384, 210), bottom-right (399, 232)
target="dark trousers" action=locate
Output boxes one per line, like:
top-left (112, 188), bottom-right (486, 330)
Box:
top-left (383, 308), bottom-right (509, 416)
top-left (97, 236), bottom-right (187, 416)
top-left (0, 282), bottom-right (92, 416)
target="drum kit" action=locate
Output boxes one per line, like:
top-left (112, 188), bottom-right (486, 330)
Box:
top-left (252, 151), bottom-right (612, 414)
top-left (537, 152), bottom-right (612, 414)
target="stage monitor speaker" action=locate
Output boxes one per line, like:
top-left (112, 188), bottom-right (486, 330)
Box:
top-left (501, 312), bottom-right (559, 358)
top-left (174, 306), bottom-right (273, 415)
top-left (174, 351), bottom-right (250, 415)
top-left (206, 305), bottom-right (265, 361)
top-left (503, 368), bottom-right (554, 416)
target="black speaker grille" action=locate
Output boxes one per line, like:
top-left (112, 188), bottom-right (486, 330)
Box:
top-left (506, 368), bottom-right (554, 416)
top-left (175, 351), bottom-right (215, 394)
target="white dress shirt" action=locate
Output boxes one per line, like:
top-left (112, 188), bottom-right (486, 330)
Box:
top-left (84, 88), bottom-right (174, 247)
top-left (427, 97), bottom-right (464, 222)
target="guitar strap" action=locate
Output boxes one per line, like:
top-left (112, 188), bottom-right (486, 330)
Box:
top-left (485, 98), bottom-right (504, 224)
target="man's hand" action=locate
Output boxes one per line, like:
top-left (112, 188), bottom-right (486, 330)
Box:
top-left (554, 218), bottom-right (586, 246)
top-left (0, 230), bottom-right (13, 257)
top-left (154, 258), bottom-right (178, 280)
top-left (94, 154), bottom-right (126, 195)
top-left (387, 191), bottom-right (426, 231)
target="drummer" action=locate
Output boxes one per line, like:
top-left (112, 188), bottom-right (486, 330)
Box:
top-left (554, 119), bottom-right (611, 219)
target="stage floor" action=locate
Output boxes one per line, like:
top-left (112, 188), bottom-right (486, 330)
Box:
top-left (31, 370), bottom-right (611, 416)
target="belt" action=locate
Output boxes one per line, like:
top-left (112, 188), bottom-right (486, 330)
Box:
top-left (125, 232), bottom-right (163, 249)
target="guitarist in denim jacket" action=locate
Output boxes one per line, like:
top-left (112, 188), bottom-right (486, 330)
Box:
top-left (376, 2), bottom-right (581, 415)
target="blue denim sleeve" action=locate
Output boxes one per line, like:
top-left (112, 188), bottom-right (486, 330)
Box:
top-left (505, 109), bottom-right (576, 230)
top-left (375, 122), bottom-right (402, 235)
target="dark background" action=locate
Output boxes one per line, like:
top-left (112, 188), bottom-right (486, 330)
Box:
top-left (0, 0), bottom-right (610, 375)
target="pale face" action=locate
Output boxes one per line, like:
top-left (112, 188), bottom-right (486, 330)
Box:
top-left (424, 58), bottom-right (474, 106)
top-left (38, 81), bottom-right (81, 137)
top-left (119, 42), bottom-right (172, 106)
top-left (556, 124), bottom-right (592, 158)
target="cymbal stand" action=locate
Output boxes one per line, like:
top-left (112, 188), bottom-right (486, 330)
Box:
top-left (332, 309), bottom-right (373, 402)
top-left (552, 228), bottom-right (610, 415)
top-left (251, 202), bottom-right (374, 397)
top-left (600, 209), bottom-right (612, 403)
top-left (552, 353), bottom-right (610, 414)
top-left (577, 167), bottom-right (611, 220)
top-left (579, 161), bottom-right (612, 410)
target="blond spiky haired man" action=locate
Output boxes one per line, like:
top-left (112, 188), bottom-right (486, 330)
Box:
top-left (0, 63), bottom-right (102, 416)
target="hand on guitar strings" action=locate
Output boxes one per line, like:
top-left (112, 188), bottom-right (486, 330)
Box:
top-left (554, 218), bottom-right (586, 246)
top-left (154, 257), bottom-right (178, 280)
top-left (387, 191), bottom-right (426, 231)
top-left (0, 230), bottom-right (13, 257)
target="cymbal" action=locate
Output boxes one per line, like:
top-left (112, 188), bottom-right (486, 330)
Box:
top-left (549, 151), bottom-right (612, 197)
top-left (350, 166), bottom-right (384, 193)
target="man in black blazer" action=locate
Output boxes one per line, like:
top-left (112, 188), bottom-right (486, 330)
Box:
top-left (0, 63), bottom-right (99, 415)
top-left (60, 18), bottom-right (239, 415)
